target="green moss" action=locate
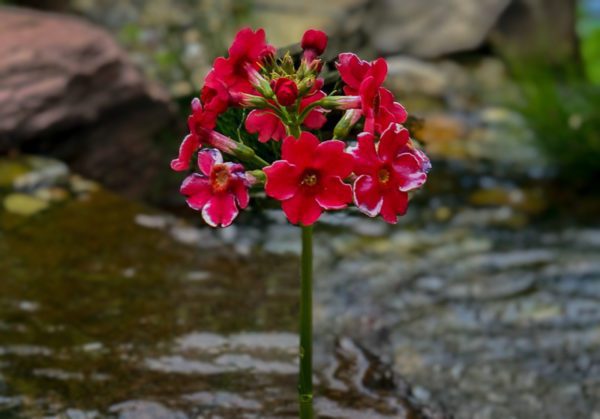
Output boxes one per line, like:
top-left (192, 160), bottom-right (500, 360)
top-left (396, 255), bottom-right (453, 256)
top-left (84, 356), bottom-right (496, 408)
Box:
top-left (0, 188), bottom-right (298, 411)
top-left (0, 159), bottom-right (30, 189)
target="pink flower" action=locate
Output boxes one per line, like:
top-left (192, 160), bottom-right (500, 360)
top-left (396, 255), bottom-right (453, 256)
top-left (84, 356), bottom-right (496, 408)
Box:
top-left (351, 123), bottom-right (428, 224)
top-left (301, 29), bottom-right (328, 62)
top-left (201, 70), bottom-right (240, 112)
top-left (336, 53), bottom-right (407, 133)
top-left (171, 98), bottom-right (218, 171)
top-left (245, 80), bottom-right (328, 142)
top-left (228, 27), bottom-right (275, 64)
top-left (244, 108), bottom-right (288, 143)
top-left (263, 132), bottom-right (353, 225)
top-left (300, 79), bottom-right (328, 129)
top-left (336, 53), bottom-right (387, 95)
top-left (272, 77), bottom-right (299, 106)
top-left (359, 79), bottom-right (407, 134)
top-left (180, 149), bottom-right (250, 227)
top-left (207, 28), bottom-right (275, 104)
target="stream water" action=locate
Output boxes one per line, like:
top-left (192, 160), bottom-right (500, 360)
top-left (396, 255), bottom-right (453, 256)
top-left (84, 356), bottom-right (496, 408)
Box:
top-left (1, 154), bottom-right (599, 418)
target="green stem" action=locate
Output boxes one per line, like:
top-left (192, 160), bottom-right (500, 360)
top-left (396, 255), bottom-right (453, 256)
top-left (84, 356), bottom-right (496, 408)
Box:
top-left (299, 225), bottom-right (314, 419)
top-left (288, 123), bottom-right (301, 138)
top-left (233, 142), bottom-right (270, 168)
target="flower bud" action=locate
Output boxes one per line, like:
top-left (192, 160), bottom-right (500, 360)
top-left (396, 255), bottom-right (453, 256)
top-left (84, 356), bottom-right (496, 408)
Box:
top-left (271, 77), bottom-right (299, 106)
top-left (239, 93), bottom-right (269, 108)
top-left (301, 29), bottom-right (327, 62)
top-left (333, 109), bottom-right (362, 139)
top-left (319, 95), bottom-right (361, 110)
top-left (245, 64), bottom-right (274, 98)
top-left (246, 169), bottom-right (266, 186)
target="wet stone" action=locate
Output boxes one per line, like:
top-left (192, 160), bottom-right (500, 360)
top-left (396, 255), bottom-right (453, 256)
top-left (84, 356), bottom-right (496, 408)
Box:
top-left (3, 193), bottom-right (49, 216)
top-left (109, 401), bottom-right (187, 419)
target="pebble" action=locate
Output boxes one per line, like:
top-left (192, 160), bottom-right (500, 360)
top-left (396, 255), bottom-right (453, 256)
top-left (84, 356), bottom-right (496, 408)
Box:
top-left (3, 193), bottom-right (49, 216)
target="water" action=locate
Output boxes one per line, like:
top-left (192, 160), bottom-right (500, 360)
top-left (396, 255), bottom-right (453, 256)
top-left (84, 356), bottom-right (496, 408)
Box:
top-left (1, 155), bottom-right (599, 418)
top-left (0, 187), bottom-right (443, 418)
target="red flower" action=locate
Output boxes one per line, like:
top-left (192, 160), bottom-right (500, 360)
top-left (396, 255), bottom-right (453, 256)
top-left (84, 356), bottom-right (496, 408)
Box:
top-left (336, 53), bottom-right (387, 95)
top-left (245, 79), bottom-right (328, 142)
top-left (359, 79), bottom-right (407, 134)
top-left (228, 27), bottom-right (275, 64)
top-left (351, 123), bottom-right (428, 224)
top-left (300, 80), bottom-right (328, 129)
top-left (272, 77), bottom-right (299, 106)
top-left (244, 108), bottom-right (288, 143)
top-left (180, 149), bottom-right (250, 227)
top-left (301, 29), bottom-right (328, 62)
top-left (336, 53), bottom-right (407, 133)
top-left (263, 132), bottom-right (353, 225)
top-left (171, 98), bottom-right (218, 171)
top-left (201, 69), bottom-right (239, 112)
top-left (207, 28), bottom-right (275, 105)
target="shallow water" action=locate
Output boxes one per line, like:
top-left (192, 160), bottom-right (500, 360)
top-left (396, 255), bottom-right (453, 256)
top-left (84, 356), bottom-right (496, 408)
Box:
top-left (0, 188), bottom-right (443, 418)
top-left (1, 156), bottom-right (600, 418)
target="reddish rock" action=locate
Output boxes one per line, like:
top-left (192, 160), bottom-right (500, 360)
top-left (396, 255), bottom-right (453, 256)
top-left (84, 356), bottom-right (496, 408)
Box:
top-left (0, 7), bottom-right (177, 198)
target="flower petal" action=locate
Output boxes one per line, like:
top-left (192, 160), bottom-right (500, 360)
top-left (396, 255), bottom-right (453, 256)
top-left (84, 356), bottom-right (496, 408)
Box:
top-left (264, 161), bottom-right (301, 200)
top-left (245, 109), bottom-right (286, 143)
top-left (300, 90), bottom-right (327, 130)
top-left (379, 123), bottom-right (410, 162)
top-left (315, 176), bottom-right (352, 209)
top-left (353, 174), bottom-right (383, 217)
top-left (231, 176), bottom-right (250, 209)
top-left (180, 174), bottom-right (212, 211)
top-left (380, 188), bottom-right (408, 224)
top-left (351, 132), bottom-right (379, 176)
top-left (197, 148), bottom-right (223, 176)
top-left (303, 108), bottom-right (328, 130)
top-left (313, 140), bottom-right (354, 178)
top-left (392, 153), bottom-right (428, 192)
top-left (369, 58), bottom-right (388, 86)
top-left (171, 134), bottom-right (200, 171)
top-left (202, 193), bottom-right (239, 228)
top-left (379, 88), bottom-right (407, 123)
top-left (359, 76), bottom-right (379, 118)
top-left (281, 193), bottom-right (323, 226)
top-left (336, 53), bottom-right (370, 94)
top-left (281, 132), bottom-right (320, 169)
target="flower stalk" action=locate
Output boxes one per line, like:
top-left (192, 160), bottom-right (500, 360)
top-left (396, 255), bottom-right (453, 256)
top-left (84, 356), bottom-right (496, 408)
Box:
top-left (299, 224), bottom-right (314, 419)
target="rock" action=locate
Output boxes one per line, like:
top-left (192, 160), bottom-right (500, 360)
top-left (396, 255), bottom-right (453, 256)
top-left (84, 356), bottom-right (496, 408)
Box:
top-left (0, 8), bottom-right (176, 198)
top-left (371, 0), bottom-right (511, 57)
top-left (3, 193), bottom-right (49, 216)
top-left (109, 401), bottom-right (187, 419)
top-left (0, 155), bottom-right (68, 191)
top-left (250, 0), bottom-right (369, 49)
top-left (385, 56), bottom-right (449, 97)
top-left (0, 159), bottom-right (29, 189)
top-left (413, 114), bottom-right (470, 160)
top-left (12, 157), bottom-right (69, 191)
top-left (490, 0), bottom-right (579, 63)
top-left (469, 186), bottom-right (547, 214)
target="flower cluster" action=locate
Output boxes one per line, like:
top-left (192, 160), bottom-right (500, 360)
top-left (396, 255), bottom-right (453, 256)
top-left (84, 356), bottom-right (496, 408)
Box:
top-left (172, 28), bottom-right (430, 227)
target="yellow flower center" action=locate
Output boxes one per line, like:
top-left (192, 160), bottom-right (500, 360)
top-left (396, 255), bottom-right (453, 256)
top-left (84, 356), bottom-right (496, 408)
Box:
top-left (377, 168), bottom-right (390, 184)
top-left (301, 171), bottom-right (319, 187)
top-left (211, 164), bottom-right (230, 192)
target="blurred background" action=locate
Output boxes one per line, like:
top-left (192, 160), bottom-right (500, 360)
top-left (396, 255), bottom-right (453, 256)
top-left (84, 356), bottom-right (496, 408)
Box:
top-left (0, 0), bottom-right (599, 418)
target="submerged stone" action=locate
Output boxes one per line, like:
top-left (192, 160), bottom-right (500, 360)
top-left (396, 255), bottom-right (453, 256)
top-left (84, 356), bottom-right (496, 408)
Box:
top-left (3, 193), bottom-right (49, 216)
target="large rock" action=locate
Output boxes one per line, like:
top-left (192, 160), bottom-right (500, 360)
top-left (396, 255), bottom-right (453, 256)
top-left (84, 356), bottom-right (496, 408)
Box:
top-left (0, 7), bottom-right (176, 198)
top-left (370, 0), bottom-right (511, 57)
top-left (490, 0), bottom-right (579, 63)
